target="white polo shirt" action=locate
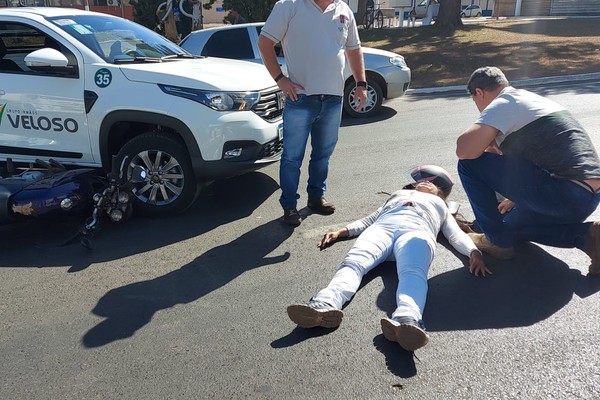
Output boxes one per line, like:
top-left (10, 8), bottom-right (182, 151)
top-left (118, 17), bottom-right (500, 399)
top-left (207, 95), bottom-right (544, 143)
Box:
top-left (261, 0), bottom-right (361, 96)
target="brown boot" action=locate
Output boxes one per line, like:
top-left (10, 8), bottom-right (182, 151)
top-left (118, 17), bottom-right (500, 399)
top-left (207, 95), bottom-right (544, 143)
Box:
top-left (307, 198), bottom-right (335, 215)
top-left (583, 222), bottom-right (600, 275)
top-left (468, 232), bottom-right (515, 260)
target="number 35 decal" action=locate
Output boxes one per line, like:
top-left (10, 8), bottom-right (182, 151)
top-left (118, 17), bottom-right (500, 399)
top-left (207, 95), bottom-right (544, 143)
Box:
top-left (94, 68), bottom-right (112, 88)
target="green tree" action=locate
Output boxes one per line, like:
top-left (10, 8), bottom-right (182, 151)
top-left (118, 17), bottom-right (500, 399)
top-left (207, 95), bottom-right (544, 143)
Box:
top-left (130, 0), bottom-right (164, 30)
top-left (204, 0), bottom-right (278, 23)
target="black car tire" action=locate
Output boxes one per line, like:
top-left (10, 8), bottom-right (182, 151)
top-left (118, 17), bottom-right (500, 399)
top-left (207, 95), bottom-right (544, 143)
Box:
top-left (117, 132), bottom-right (197, 216)
top-left (343, 79), bottom-right (383, 118)
top-left (475, 12), bottom-right (481, 17)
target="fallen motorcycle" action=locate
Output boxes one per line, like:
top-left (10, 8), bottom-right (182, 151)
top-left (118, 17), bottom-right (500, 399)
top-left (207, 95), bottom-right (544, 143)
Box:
top-left (0, 156), bottom-right (145, 249)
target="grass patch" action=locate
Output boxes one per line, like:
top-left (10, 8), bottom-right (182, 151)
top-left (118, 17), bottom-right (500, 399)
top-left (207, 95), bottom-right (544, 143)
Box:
top-left (360, 18), bottom-right (600, 88)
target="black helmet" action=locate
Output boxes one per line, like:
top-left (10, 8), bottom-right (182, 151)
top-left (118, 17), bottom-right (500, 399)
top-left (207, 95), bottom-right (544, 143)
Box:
top-left (404, 165), bottom-right (455, 197)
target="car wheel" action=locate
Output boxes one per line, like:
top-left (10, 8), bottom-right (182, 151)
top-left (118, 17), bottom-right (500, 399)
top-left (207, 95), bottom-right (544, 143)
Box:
top-left (475, 12), bottom-right (481, 17)
top-left (116, 132), bottom-right (197, 216)
top-left (343, 79), bottom-right (383, 118)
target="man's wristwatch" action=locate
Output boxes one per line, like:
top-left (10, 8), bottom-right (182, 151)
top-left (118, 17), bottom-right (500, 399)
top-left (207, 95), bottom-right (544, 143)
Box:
top-left (356, 81), bottom-right (367, 88)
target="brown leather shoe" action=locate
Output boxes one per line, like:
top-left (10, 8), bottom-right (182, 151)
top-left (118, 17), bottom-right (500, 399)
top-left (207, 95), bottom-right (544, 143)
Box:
top-left (583, 221), bottom-right (600, 275)
top-left (283, 208), bottom-right (302, 226)
top-left (468, 232), bottom-right (515, 260)
top-left (307, 198), bottom-right (335, 215)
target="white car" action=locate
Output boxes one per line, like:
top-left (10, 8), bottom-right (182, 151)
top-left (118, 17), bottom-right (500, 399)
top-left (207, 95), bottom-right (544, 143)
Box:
top-left (0, 8), bottom-right (284, 216)
top-left (179, 23), bottom-right (412, 118)
top-left (461, 4), bottom-right (482, 17)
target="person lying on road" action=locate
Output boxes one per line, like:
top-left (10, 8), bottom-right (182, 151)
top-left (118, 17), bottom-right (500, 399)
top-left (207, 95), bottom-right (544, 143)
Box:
top-left (287, 165), bottom-right (489, 352)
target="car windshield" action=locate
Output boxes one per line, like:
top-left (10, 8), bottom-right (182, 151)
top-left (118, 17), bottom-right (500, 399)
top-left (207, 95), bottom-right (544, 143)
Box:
top-left (47, 14), bottom-right (189, 63)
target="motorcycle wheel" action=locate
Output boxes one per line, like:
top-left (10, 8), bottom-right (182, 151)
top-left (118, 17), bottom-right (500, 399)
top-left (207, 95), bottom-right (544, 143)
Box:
top-left (117, 132), bottom-right (197, 217)
top-left (343, 79), bottom-right (383, 118)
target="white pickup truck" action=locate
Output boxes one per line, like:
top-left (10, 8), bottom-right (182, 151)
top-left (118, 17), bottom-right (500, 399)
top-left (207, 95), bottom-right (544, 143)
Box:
top-left (0, 7), bottom-right (284, 216)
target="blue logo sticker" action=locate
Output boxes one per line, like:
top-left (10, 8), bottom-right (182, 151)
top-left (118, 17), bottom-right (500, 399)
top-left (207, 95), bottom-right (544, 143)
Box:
top-left (95, 68), bottom-right (112, 88)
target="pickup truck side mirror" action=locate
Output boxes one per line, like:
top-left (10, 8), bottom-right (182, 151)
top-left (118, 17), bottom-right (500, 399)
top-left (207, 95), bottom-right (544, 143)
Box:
top-left (25, 48), bottom-right (77, 76)
top-left (25, 48), bottom-right (68, 67)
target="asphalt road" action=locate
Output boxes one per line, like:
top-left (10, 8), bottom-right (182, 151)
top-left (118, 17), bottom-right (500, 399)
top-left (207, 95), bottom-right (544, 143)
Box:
top-left (1, 79), bottom-right (599, 400)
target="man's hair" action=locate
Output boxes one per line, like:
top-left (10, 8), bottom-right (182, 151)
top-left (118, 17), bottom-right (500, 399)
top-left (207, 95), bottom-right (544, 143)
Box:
top-left (466, 66), bottom-right (509, 95)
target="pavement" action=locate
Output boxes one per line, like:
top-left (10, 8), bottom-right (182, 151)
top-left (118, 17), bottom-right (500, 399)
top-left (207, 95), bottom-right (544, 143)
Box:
top-left (407, 72), bottom-right (600, 95)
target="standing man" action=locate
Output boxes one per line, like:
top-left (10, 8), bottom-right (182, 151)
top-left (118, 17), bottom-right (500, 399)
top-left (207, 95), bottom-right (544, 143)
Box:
top-left (456, 66), bottom-right (600, 275)
top-left (258, 0), bottom-right (367, 226)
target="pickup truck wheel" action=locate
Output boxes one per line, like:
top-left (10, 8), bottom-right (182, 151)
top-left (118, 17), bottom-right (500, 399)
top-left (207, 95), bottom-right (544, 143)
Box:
top-left (117, 133), bottom-right (196, 216)
top-left (343, 79), bottom-right (383, 118)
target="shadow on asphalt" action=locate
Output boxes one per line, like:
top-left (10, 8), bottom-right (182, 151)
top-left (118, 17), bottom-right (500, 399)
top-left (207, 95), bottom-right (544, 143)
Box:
top-left (0, 171), bottom-right (279, 271)
top-left (271, 326), bottom-right (342, 348)
top-left (340, 105), bottom-right (397, 127)
top-left (424, 241), bottom-right (600, 331)
top-left (369, 241), bottom-right (600, 333)
top-left (373, 334), bottom-right (417, 378)
top-left (82, 216), bottom-right (293, 348)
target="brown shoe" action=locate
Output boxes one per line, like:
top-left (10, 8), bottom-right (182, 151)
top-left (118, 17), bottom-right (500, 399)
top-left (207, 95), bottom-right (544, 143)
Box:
top-left (307, 198), bottom-right (335, 215)
top-left (583, 221), bottom-right (600, 275)
top-left (381, 317), bottom-right (429, 352)
top-left (468, 232), bottom-right (515, 260)
top-left (283, 208), bottom-right (302, 226)
top-left (287, 300), bottom-right (343, 329)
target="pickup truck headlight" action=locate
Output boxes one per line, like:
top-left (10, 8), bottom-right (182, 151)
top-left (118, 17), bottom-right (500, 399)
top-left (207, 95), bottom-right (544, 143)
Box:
top-left (159, 85), bottom-right (260, 111)
top-left (389, 56), bottom-right (408, 68)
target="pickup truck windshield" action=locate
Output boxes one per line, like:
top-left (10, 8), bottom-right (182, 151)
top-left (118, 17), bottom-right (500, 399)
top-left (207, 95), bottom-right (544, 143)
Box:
top-left (48, 15), bottom-right (188, 63)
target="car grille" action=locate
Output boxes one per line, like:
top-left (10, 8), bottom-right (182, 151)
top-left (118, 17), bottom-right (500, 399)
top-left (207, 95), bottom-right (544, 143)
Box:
top-left (253, 87), bottom-right (284, 121)
top-left (259, 137), bottom-right (283, 159)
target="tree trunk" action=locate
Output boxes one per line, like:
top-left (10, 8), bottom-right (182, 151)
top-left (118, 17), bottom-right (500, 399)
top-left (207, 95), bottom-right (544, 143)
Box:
top-left (356, 0), bottom-right (367, 27)
top-left (436, 0), bottom-right (463, 28)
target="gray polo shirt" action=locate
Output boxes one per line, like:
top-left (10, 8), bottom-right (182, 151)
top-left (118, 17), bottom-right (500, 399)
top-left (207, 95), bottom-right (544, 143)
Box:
top-left (261, 0), bottom-right (360, 96)
top-left (477, 86), bottom-right (600, 180)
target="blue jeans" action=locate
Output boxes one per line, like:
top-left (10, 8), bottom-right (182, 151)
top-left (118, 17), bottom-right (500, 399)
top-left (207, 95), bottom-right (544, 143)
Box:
top-left (279, 94), bottom-right (343, 209)
top-left (458, 153), bottom-right (600, 249)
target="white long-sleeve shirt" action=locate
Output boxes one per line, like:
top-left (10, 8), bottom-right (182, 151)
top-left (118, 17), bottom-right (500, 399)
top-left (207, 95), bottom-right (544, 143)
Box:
top-left (345, 189), bottom-right (478, 258)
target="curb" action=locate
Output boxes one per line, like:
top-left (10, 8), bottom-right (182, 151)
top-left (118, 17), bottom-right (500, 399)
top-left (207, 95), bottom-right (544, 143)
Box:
top-left (406, 72), bottom-right (600, 95)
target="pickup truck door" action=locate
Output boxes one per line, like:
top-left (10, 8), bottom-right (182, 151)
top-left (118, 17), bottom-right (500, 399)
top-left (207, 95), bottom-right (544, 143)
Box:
top-left (0, 20), bottom-right (93, 166)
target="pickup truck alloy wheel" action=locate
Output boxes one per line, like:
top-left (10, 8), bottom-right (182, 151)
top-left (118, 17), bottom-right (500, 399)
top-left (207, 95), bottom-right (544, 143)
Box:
top-left (343, 79), bottom-right (383, 118)
top-left (117, 132), bottom-right (196, 216)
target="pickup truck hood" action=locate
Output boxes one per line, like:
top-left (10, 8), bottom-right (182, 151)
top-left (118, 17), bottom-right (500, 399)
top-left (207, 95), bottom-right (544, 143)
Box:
top-left (118, 57), bottom-right (276, 91)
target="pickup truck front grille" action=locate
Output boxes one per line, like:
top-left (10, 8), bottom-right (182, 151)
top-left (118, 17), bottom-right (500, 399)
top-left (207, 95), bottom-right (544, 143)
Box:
top-left (260, 137), bottom-right (284, 159)
top-left (253, 87), bottom-right (284, 121)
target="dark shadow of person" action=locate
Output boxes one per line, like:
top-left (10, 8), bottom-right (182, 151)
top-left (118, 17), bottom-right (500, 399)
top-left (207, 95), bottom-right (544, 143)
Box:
top-left (82, 218), bottom-right (293, 348)
top-left (424, 241), bottom-right (600, 332)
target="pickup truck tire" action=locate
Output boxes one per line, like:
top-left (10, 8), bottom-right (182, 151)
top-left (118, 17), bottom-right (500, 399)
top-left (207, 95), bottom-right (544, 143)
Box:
top-left (117, 132), bottom-right (196, 216)
top-left (343, 79), bottom-right (383, 118)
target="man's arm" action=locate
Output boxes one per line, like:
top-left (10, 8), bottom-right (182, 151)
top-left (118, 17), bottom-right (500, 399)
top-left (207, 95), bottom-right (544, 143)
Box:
top-left (345, 47), bottom-right (367, 110)
top-left (456, 123), bottom-right (500, 160)
top-left (257, 35), bottom-right (283, 82)
top-left (257, 35), bottom-right (302, 101)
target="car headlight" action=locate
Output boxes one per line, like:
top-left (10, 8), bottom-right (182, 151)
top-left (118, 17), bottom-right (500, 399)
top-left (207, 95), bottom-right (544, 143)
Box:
top-left (159, 84), bottom-right (260, 111)
top-left (389, 56), bottom-right (407, 68)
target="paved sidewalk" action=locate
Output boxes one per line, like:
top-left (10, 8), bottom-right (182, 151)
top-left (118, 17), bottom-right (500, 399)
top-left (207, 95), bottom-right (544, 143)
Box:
top-left (407, 71), bottom-right (600, 95)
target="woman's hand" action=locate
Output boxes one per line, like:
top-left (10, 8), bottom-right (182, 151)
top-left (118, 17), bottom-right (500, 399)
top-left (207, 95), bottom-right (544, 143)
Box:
top-left (498, 199), bottom-right (515, 214)
top-left (318, 228), bottom-right (349, 250)
top-left (468, 250), bottom-right (492, 276)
